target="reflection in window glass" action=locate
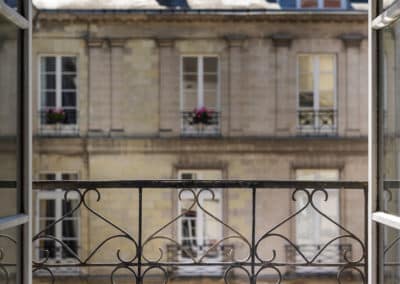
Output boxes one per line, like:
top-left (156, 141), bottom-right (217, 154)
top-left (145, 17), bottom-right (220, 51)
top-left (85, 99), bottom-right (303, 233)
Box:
top-left (380, 20), bottom-right (400, 284)
top-left (0, 15), bottom-right (19, 217)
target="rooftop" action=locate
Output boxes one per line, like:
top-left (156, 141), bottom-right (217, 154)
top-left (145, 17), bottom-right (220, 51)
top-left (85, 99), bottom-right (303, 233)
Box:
top-left (33, 0), bottom-right (368, 12)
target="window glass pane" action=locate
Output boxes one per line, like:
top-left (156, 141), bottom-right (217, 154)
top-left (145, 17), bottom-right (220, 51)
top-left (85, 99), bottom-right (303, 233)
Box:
top-left (0, 15), bottom-right (19, 217)
top-left (39, 219), bottom-right (56, 236)
top-left (61, 173), bottom-right (78, 180)
top-left (62, 74), bottom-right (77, 90)
top-left (40, 200), bottom-right (56, 218)
top-left (324, 0), bottom-right (341, 7)
top-left (62, 219), bottom-right (78, 238)
top-left (183, 91), bottom-right (197, 111)
top-left (301, 0), bottom-right (318, 8)
top-left (319, 55), bottom-right (334, 71)
top-left (319, 73), bottom-right (334, 91)
top-left (62, 240), bottom-right (78, 258)
top-left (41, 74), bottom-right (56, 90)
top-left (183, 57), bottom-right (197, 73)
top-left (204, 91), bottom-right (217, 109)
top-left (204, 74), bottom-right (217, 91)
top-left (181, 173), bottom-right (195, 180)
top-left (183, 75), bottom-right (197, 91)
top-left (40, 173), bottom-right (56, 180)
top-left (41, 91), bottom-right (56, 108)
top-left (319, 91), bottom-right (334, 108)
top-left (62, 92), bottom-right (76, 107)
top-left (38, 238), bottom-right (56, 259)
top-left (299, 92), bottom-right (314, 108)
top-left (299, 74), bottom-right (313, 92)
top-left (41, 57), bottom-right (56, 73)
top-left (62, 199), bottom-right (79, 217)
top-left (203, 199), bottom-right (220, 243)
top-left (203, 57), bottom-right (218, 73)
top-left (299, 56), bottom-right (313, 73)
top-left (64, 109), bottom-right (77, 124)
top-left (62, 57), bottom-right (76, 73)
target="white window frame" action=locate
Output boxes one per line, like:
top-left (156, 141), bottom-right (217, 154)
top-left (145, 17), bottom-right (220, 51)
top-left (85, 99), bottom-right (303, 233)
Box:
top-left (38, 54), bottom-right (79, 134)
top-left (180, 55), bottom-right (221, 111)
top-left (177, 170), bottom-right (223, 276)
top-left (296, 0), bottom-right (347, 9)
top-left (297, 54), bottom-right (337, 133)
top-left (35, 172), bottom-right (80, 276)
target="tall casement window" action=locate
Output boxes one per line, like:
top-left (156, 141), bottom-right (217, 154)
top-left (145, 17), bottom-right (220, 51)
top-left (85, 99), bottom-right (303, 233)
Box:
top-left (181, 56), bottom-right (220, 136)
top-left (298, 0), bottom-right (345, 8)
top-left (176, 170), bottom-right (223, 275)
top-left (39, 56), bottom-right (78, 133)
top-left (297, 54), bottom-right (337, 135)
top-left (295, 169), bottom-right (340, 274)
top-left (36, 173), bottom-right (80, 275)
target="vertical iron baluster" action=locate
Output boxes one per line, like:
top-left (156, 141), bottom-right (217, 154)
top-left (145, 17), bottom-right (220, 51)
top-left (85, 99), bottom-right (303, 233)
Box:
top-left (138, 187), bottom-right (143, 284)
top-left (251, 187), bottom-right (256, 284)
top-left (364, 185), bottom-right (368, 284)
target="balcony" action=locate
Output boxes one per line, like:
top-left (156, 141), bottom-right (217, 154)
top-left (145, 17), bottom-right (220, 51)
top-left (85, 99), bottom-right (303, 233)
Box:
top-left (181, 111), bottom-right (221, 137)
top-left (0, 180), bottom-right (365, 283)
top-left (298, 110), bottom-right (337, 136)
top-left (38, 109), bottom-right (79, 136)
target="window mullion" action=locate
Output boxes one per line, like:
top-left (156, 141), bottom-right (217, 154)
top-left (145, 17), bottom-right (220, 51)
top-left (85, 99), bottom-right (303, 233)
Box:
top-left (56, 56), bottom-right (62, 108)
top-left (314, 56), bottom-right (320, 128)
top-left (198, 57), bottom-right (204, 108)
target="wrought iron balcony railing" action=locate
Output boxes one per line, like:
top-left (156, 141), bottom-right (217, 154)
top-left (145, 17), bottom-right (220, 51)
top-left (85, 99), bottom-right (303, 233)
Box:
top-left (38, 109), bottom-right (79, 136)
top-left (181, 111), bottom-right (221, 136)
top-left (298, 110), bottom-right (337, 136)
top-left (0, 180), bottom-right (367, 283)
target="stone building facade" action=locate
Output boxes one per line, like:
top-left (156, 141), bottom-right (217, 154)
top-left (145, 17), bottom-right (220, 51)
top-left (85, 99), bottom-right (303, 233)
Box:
top-left (30, 0), bottom-right (368, 283)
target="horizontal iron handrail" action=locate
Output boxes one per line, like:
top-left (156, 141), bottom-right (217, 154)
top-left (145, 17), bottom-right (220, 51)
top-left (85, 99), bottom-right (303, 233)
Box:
top-left (30, 180), bottom-right (368, 190)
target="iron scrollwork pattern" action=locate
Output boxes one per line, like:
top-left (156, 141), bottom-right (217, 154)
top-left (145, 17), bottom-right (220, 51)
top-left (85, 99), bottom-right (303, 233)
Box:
top-left (0, 235), bottom-right (16, 284)
top-left (31, 180), bottom-right (367, 284)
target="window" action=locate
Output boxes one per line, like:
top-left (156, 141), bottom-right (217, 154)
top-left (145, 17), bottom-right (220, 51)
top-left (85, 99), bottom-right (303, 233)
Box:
top-left (36, 173), bottom-right (80, 275)
top-left (298, 54), bottom-right (337, 135)
top-left (298, 0), bottom-right (344, 8)
top-left (177, 170), bottom-right (223, 275)
top-left (181, 56), bottom-right (220, 136)
top-left (295, 169), bottom-right (340, 274)
top-left (39, 56), bottom-right (78, 130)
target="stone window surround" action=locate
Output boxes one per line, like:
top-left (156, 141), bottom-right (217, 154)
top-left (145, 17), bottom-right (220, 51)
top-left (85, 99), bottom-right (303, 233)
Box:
top-left (35, 171), bottom-right (80, 276)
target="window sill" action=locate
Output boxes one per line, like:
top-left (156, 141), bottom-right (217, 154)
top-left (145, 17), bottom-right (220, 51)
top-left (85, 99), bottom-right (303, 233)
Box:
top-left (38, 125), bottom-right (79, 136)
